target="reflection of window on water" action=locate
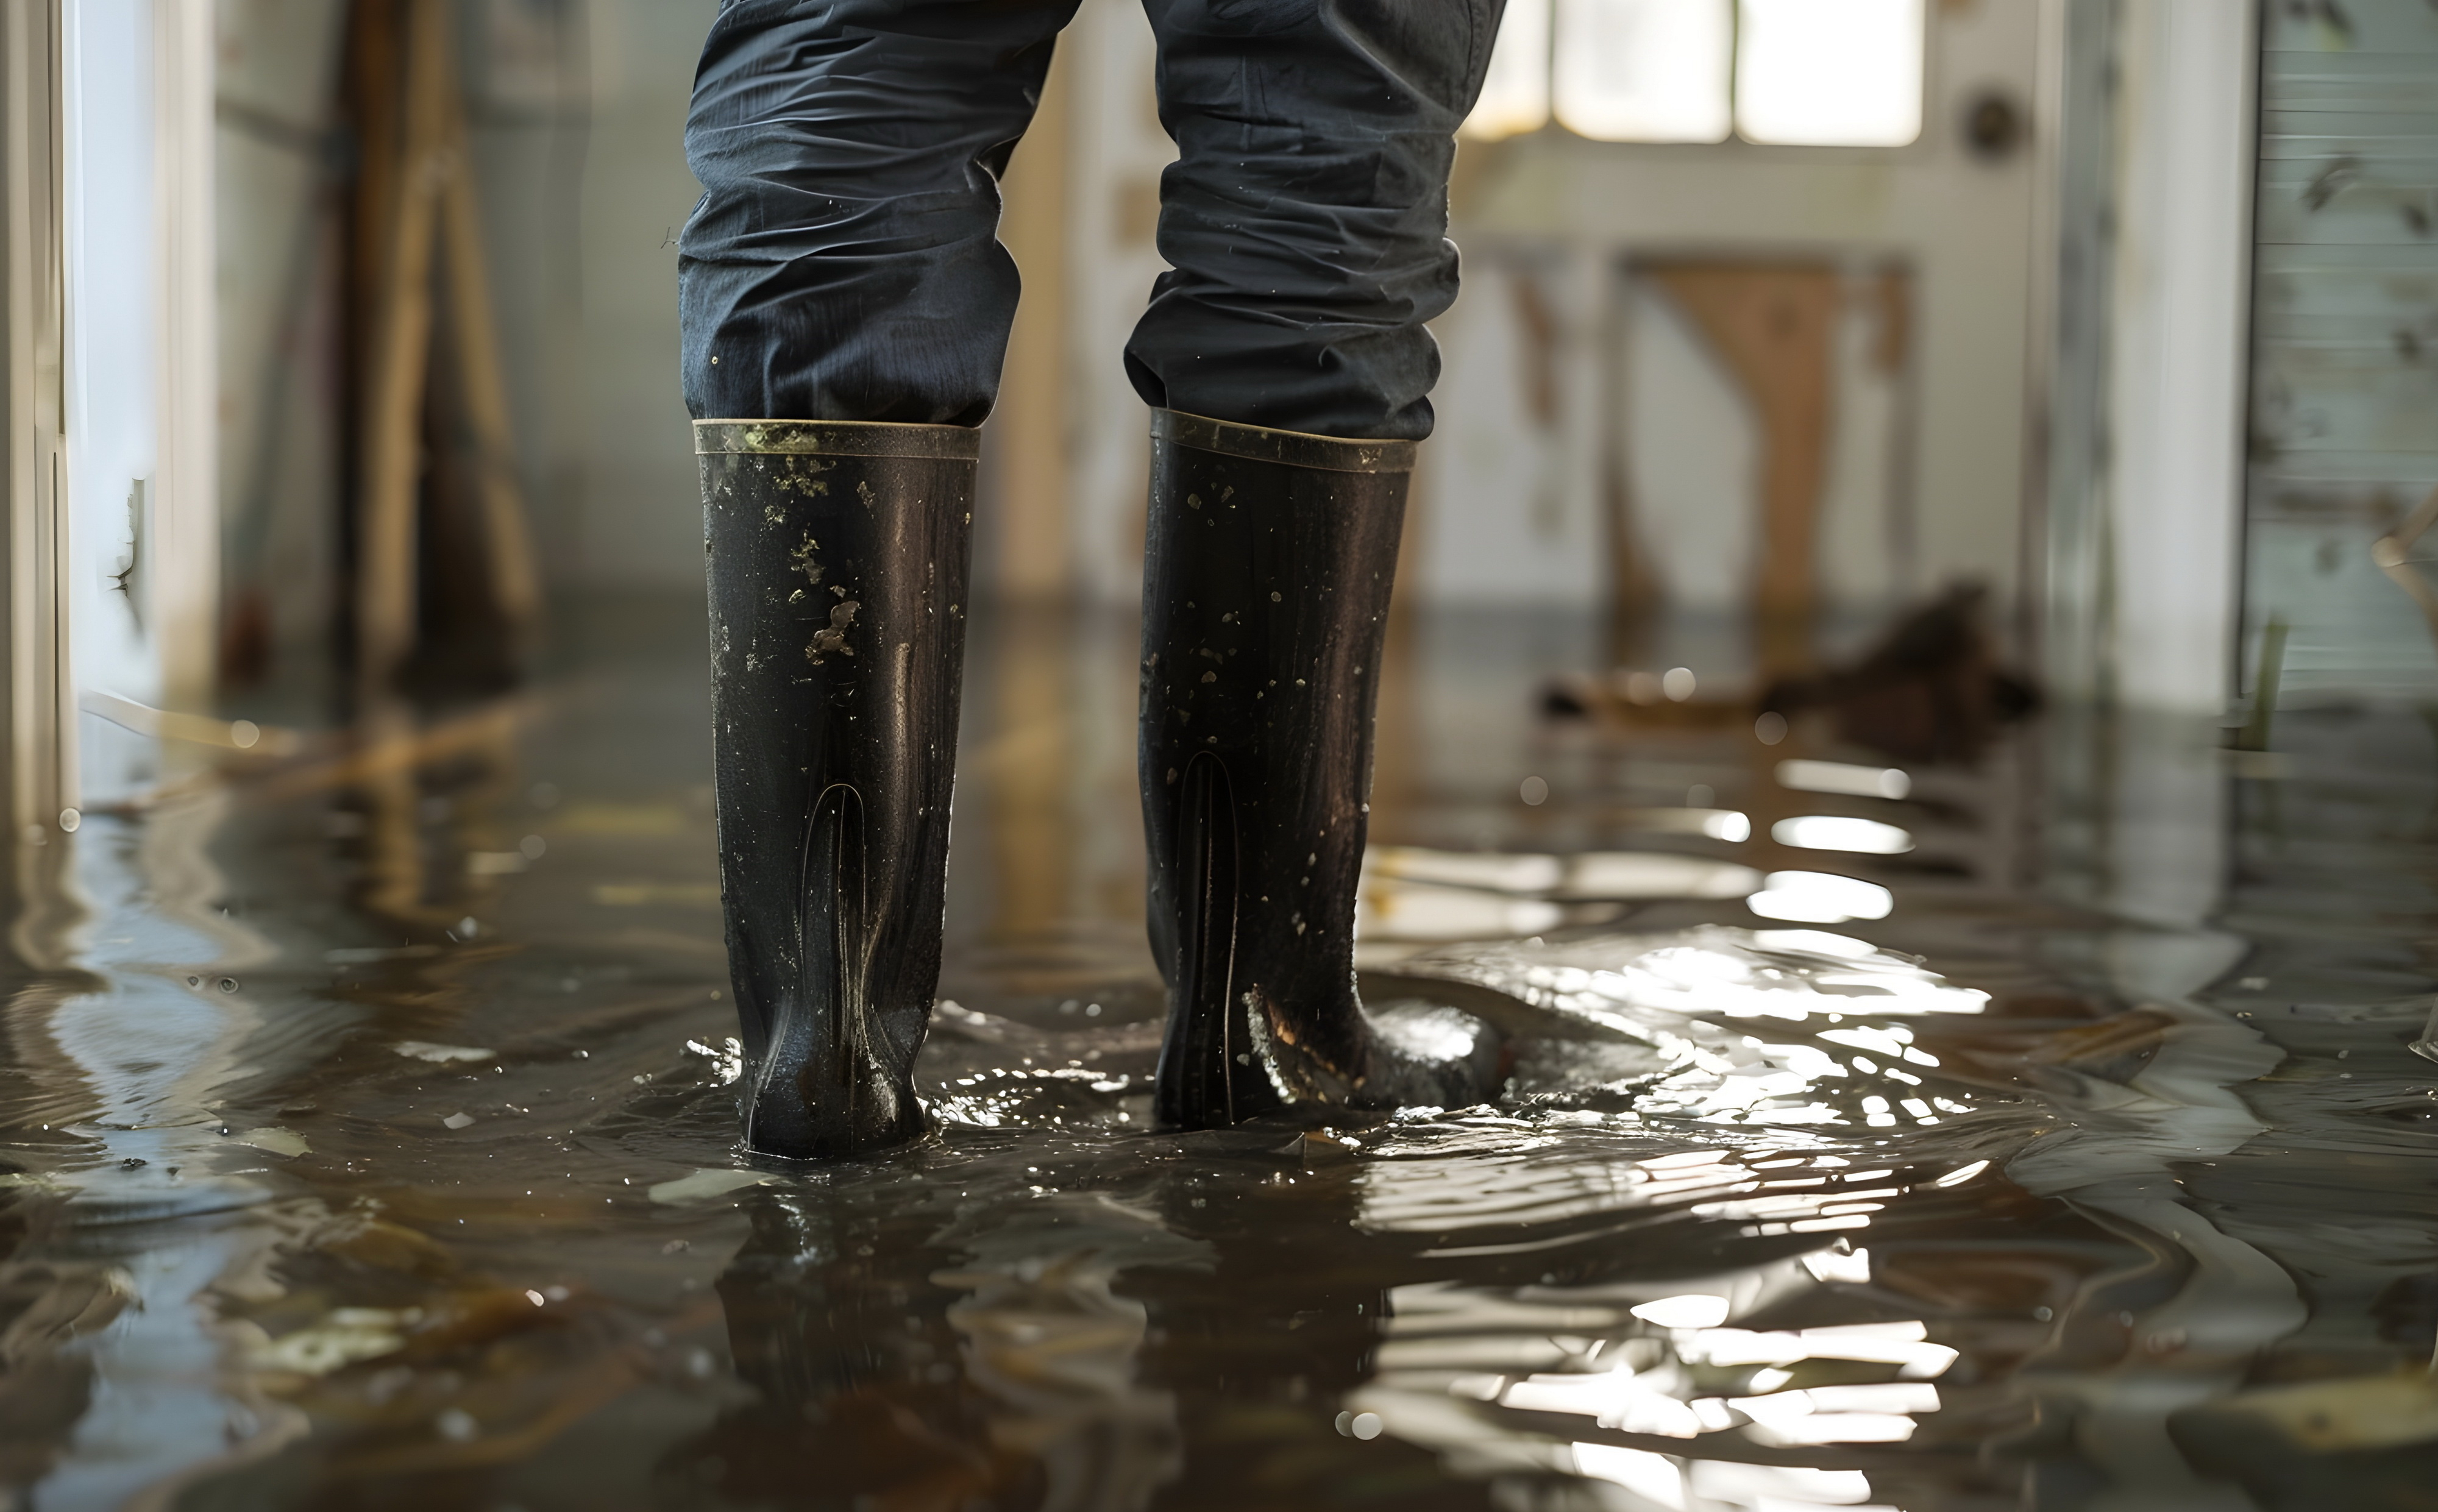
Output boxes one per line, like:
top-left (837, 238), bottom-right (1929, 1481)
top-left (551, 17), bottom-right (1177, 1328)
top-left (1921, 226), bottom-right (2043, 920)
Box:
top-left (1468, 0), bottom-right (1926, 147)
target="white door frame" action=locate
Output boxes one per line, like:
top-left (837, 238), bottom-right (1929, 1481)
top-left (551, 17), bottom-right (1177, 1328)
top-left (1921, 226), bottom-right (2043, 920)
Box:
top-left (1, 0), bottom-right (70, 842)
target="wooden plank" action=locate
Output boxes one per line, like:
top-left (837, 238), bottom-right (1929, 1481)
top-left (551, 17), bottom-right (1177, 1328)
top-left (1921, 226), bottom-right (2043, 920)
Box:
top-left (353, 0), bottom-right (449, 694)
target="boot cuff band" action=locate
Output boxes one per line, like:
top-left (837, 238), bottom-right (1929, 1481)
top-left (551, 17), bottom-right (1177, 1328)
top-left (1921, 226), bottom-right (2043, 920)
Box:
top-left (694, 419), bottom-right (983, 461)
top-left (1153, 410), bottom-right (1416, 474)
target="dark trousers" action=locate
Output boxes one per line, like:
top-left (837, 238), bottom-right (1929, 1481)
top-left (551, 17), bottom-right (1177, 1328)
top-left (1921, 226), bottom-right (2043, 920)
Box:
top-left (679, 0), bottom-right (1502, 442)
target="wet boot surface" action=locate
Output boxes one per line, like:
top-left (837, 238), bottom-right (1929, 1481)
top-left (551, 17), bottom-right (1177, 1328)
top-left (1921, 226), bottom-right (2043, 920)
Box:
top-left (1139, 410), bottom-right (1494, 1130)
top-left (699, 420), bottom-right (977, 1158)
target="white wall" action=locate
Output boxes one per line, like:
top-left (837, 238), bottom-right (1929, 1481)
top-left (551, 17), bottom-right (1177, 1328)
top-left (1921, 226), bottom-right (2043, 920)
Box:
top-left (1422, 254), bottom-right (1611, 606)
top-left (66, 0), bottom-right (219, 802)
top-left (1423, 0), bottom-right (2043, 617)
top-left (566, 0), bottom-right (718, 591)
top-left (65, 0), bottom-right (161, 714)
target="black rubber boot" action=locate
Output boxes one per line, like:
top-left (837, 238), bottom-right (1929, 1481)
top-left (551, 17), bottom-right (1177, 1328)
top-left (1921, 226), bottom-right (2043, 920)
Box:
top-left (698, 419), bottom-right (978, 1158)
top-left (1140, 410), bottom-right (1498, 1129)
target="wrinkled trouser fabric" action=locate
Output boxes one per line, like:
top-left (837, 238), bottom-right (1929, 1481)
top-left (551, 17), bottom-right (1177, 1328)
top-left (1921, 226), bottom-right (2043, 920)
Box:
top-left (679, 0), bottom-right (1502, 441)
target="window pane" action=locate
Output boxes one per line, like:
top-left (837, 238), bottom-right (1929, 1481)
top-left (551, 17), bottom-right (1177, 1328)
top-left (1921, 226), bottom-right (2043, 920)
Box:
top-left (1464, 0), bottom-right (1552, 140)
top-left (1735, 0), bottom-right (1926, 147)
top-left (1554, 0), bottom-right (1734, 144)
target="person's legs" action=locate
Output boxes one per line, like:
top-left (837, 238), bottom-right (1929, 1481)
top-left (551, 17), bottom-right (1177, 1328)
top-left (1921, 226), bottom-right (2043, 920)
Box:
top-left (1132, 1), bottom-right (1503, 1127)
top-left (683, 1), bottom-right (1074, 1157)
top-left (682, 0), bottom-right (1080, 424)
top-left (1129, 0), bottom-right (1500, 441)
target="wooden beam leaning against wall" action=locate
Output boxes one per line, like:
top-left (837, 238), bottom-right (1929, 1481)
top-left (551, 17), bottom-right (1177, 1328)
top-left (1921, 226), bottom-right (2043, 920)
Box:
top-left (344, 0), bottom-right (541, 700)
top-left (338, 0), bottom-right (546, 934)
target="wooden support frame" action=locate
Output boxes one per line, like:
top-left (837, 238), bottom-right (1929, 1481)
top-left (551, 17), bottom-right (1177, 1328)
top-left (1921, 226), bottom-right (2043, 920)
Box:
top-left (352, 0), bottom-right (452, 695)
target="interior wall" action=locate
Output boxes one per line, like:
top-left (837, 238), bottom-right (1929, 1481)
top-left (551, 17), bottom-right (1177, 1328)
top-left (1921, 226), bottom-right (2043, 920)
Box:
top-left (74, 0), bottom-right (224, 800)
top-left (1619, 279), bottom-right (1755, 613)
top-left (463, 0), bottom-right (594, 596)
top-left (1421, 254), bottom-right (1609, 608)
top-left (2242, 0), bottom-right (2438, 706)
top-left (1425, 0), bottom-right (2042, 623)
top-left (560, 0), bottom-right (713, 593)
top-left (66, 0), bottom-right (162, 714)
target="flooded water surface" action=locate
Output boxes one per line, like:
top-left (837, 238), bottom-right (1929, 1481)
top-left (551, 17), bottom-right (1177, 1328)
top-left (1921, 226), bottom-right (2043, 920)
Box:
top-left (4, 604), bottom-right (2434, 1511)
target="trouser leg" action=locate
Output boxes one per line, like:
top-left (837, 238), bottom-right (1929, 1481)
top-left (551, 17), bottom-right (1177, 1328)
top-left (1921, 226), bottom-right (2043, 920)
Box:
top-left (681, 0), bottom-right (1082, 424)
top-left (1129, 0), bottom-right (1504, 441)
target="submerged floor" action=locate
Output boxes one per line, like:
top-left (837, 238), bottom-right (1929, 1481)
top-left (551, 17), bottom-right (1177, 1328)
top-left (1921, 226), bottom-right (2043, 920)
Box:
top-left (2, 600), bottom-right (2434, 1511)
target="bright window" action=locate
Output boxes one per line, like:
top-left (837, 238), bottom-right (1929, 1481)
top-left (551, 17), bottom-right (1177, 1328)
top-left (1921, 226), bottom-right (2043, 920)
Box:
top-left (1465, 0), bottom-right (1927, 148)
top-left (1554, 0), bottom-right (1735, 144)
top-left (1736, 0), bottom-right (1925, 146)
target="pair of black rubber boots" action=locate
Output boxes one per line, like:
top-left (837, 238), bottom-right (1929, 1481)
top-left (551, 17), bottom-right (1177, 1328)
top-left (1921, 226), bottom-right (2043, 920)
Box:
top-left (700, 410), bottom-right (1446, 1159)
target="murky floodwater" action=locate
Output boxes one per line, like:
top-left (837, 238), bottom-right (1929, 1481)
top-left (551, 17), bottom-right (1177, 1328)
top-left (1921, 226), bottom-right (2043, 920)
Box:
top-left (4, 602), bottom-right (2434, 1511)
